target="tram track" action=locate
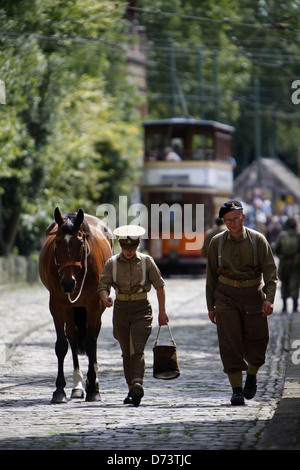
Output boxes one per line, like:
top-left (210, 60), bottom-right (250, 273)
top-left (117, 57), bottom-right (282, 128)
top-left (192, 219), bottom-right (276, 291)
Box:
top-left (2, 320), bottom-right (51, 363)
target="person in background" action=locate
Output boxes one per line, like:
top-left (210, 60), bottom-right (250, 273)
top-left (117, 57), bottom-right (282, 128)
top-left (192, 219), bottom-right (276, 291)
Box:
top-left (273, 217), bottom-right (300, 313)
top-left (164, 146), bottom-right (182, 162)
top-left (206, 200), bottom-right (278, 406)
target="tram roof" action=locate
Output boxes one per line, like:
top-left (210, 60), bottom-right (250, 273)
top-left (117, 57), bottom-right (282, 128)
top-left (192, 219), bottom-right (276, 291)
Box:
top-left (142, 117), bottom-right (235, 134)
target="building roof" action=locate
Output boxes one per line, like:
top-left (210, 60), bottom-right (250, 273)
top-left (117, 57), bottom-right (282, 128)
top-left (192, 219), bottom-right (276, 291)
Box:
top-left (142, 117), bottom-right (235, 134)
top-left (234, 157), bottom-right (300, 202)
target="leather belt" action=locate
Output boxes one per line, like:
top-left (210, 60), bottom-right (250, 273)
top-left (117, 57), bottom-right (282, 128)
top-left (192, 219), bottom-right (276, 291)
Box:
top-left (116, 292), bottom-right (148, 301)
top-left (219, 275), bottom-right (262, 288)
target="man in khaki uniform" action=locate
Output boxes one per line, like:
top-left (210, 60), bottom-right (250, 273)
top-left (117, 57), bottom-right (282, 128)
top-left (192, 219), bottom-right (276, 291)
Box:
top-left (206, 201), bottom-right (277, 405)
top-left (99, 225), bottom-right (169, 406)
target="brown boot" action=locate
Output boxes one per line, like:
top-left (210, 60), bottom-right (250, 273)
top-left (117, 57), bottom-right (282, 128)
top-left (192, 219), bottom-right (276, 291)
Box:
top-left (231, 387), bottom-right (245, 406)
top-left (131, 383), bottom-right (144, 407)
top-left (243, 373), bottom-right (257, 399)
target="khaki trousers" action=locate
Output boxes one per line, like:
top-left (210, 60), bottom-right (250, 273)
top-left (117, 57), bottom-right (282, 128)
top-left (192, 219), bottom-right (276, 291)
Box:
top-left (214, 281), bottom-right (269, 374)
top-left (113, 298), bottom-right (152, 387)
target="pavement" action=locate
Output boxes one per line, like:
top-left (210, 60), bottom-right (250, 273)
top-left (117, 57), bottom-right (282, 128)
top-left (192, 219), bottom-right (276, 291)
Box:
top-left (256, 306), bottom-right (300, 450)
top-left (0, 277), bottom-right (299, 456)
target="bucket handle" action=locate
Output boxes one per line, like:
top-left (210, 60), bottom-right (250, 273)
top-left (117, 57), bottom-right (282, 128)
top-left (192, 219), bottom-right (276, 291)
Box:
top-left (154, 323), bottom-right (176, 347)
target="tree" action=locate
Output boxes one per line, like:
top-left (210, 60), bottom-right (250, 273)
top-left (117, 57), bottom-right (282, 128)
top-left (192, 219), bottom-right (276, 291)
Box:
top-left (0, 1), bottom-right (143, 254)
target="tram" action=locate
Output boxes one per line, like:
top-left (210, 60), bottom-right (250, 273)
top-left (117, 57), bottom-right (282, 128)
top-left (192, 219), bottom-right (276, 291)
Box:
top-left (141, 117), bottom-right (235, 274)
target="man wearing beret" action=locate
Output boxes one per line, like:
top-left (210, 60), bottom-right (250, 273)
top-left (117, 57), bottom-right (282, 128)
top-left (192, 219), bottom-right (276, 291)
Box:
top-left (99, 225), bottom-right (169, 406)
top-left (206, 200), bottom-right (278, 405)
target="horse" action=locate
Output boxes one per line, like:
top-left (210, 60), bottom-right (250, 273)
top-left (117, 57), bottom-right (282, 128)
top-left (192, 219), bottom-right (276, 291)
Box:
top-left (39, 207), bottom-right (113, 403)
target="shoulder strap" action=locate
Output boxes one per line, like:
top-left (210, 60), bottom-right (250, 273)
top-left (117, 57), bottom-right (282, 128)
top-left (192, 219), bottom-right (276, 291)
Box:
top-left (112, 254), bottom-right (118, 283)
top-left (252, 231), bottom-right (258, 267)
top-left (218, 231), bottom-right (225, 268)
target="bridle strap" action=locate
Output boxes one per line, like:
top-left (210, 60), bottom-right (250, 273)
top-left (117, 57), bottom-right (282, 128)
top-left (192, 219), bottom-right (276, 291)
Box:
top-left (57, 261), bottom-right (82, 274)
top-left (54, 236), bottom-right (90, 304)
top-left (67, 241), bottom-right (90, 304)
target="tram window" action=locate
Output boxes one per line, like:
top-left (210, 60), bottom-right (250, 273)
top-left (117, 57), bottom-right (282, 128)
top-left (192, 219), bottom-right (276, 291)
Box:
top-left (145, 134), bottom-right (165, 160)
top-left (145, 135), bottom-right (185, 161)
top-left (192, 134), bottom-right (214, 160)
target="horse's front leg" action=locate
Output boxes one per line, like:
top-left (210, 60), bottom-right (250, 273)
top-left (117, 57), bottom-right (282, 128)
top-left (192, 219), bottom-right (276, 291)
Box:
top-left (85, 327), bottom-right (101, 402)
top-left (51, 329), bottom-right (68, 404)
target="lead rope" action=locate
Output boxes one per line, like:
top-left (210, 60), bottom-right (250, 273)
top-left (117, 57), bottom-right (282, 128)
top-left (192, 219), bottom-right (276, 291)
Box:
top-left (67, 240), bottom-right (90, 304)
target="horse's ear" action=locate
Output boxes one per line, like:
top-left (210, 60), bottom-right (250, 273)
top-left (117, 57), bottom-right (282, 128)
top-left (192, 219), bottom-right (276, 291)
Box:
top-left (74, 209), bottom-right (84, 230)
top-left (54, 207), bottom-right (64, 226)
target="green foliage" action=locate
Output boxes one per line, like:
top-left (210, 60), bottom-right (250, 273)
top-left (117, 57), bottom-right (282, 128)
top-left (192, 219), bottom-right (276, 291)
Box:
top-left (0, 1), bottom-right (142, 254)
top-left (1, 1), bottom-right (299, 254)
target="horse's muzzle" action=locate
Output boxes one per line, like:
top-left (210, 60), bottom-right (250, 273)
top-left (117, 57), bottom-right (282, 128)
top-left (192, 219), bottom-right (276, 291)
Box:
top-left (60, 276), bottom-right (76, 293)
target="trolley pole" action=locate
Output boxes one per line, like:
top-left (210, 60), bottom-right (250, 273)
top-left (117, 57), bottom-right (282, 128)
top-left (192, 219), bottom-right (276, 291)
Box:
top-left (254, 78), bottom-right (262, 187)
top-left (168, 38), bottom-right (177, 117)
top-left (197, 48), bottom-right (204, 119)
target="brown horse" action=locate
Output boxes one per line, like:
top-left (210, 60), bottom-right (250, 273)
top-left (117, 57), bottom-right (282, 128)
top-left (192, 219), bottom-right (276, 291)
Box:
top-left (39, 207), bottom-right (113, 403)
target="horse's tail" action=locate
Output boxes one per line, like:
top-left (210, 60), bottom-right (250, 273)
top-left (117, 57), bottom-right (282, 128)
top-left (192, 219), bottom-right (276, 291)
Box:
top-left (73, 307), bottom-right (87, 355)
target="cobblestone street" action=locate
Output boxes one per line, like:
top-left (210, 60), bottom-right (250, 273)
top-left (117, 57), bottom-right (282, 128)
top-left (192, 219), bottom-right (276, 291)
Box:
top-left (0, 277), bottom-right (291, 453)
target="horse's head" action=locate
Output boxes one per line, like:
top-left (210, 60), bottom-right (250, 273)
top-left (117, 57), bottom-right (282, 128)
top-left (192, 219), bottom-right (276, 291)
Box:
top-left (54, 207), bottom-right (87, 294)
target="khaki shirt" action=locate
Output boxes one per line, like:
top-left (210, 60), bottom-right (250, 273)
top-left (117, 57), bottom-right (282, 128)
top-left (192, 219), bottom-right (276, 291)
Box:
top-left (206, 227), bottom-right (278, 311)
top-left (99, 251), bottom-right (165, 295)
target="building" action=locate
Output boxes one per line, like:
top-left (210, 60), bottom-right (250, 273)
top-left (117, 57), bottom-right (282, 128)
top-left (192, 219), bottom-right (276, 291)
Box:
top-left (234, 157), bottom-right (300, 216)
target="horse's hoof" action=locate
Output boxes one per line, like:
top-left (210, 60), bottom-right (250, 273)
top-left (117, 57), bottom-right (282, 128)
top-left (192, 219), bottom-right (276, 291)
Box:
top-left (71, 388), bottom-right (85, 399)
top-left (86, 391), bottom-right (101, 402)
top-left (51, 391), bottom-right (67, 404)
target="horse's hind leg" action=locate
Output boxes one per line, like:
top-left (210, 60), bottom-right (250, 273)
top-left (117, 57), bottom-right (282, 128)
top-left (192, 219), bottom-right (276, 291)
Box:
top-left (70, 349), bottom-right (85, 399)
top-left (69, 307), bottom-right (85, 399)
top-left (85, 329), bottom-right (101, 402)
top-left (71, 369), bottom-right (84, 399)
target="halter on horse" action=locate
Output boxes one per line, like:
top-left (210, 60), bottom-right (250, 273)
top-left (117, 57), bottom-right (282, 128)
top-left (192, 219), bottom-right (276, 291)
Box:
top-left (39, 207), bottom-right (113, 403)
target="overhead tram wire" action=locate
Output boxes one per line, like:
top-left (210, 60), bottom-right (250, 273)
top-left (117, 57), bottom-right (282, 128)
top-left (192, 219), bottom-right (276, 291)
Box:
top-left (3, 8), bottom-right (298, 117)
top-left (127, 5), bottom-right (300, 34)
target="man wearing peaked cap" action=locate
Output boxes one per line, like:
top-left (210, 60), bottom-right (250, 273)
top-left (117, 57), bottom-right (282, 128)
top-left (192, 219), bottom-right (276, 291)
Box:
top-left (113, 225), bottom-right (145, 250)
top-left (206, 200), bottom-right (278, 406)
top-left (99, 225), bottom-right (169, 407)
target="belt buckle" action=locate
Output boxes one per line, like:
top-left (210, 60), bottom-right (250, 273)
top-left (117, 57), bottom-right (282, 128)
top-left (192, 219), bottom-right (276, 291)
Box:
top-left (234, 280), bottom-right (243, 288)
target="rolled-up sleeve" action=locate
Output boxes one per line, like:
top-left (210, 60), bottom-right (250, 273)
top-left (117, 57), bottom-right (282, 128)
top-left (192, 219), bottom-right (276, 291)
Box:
top-left (147, 256), bottom-right (165, 290)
